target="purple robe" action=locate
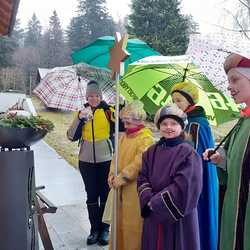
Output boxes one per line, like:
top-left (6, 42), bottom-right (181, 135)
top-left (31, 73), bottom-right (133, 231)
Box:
top-left (137, 141), bottom-right (203, 250)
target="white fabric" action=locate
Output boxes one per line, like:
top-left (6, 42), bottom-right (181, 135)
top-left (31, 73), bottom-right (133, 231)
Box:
top-left (186, 33), bottom-right (250, 95)
top-left (235, 67), bottom-right (250, 81)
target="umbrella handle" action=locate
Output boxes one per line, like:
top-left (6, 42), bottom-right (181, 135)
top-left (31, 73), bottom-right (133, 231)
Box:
top-left (207, 140), bottom-right (223, 159)
top-left (206, 119), bottom-right (241, 161)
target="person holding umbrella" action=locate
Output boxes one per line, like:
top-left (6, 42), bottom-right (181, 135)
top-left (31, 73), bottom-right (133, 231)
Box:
top-left (107, 100), bottom-right (154, 250)
top-left (204, 53), bottom-right (250, 250)
top-left (67, 80), bottom-right (115, 246)
top-left (137, 103), bottom-right (202, 250)
top-left (171, 82), bottom-right (219, 250)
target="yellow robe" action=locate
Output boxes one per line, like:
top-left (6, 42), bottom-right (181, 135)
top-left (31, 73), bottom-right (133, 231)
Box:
top-left (109, 127), bottom-right (154, 250)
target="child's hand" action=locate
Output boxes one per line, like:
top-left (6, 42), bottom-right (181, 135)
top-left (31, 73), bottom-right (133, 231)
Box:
top-left (108, 175), bottom-right (115, 188)
top-left (112, 175), bottom-right (127, 189)
top-left (203, 149), bottom-right (224, 164)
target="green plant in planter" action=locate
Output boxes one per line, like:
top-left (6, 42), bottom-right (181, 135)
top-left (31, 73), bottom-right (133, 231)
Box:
top-left (0, 114), bottom-right (54, 132)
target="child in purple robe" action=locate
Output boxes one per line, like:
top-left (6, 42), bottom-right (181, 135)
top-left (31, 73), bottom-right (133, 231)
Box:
top-left (137, 103), bottom-right (203, 250)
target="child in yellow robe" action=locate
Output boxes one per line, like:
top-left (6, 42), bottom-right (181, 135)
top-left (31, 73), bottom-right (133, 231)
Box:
top-left (107, 100), bottom-right (154, 250)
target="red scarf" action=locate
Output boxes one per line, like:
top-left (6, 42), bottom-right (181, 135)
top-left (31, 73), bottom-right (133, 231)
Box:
top-left (240, 106), bottom-right (250, 117)
top-left (185, 105), bottom-right (196, 113)
top-left (126, 124), bottom-right (145, 135)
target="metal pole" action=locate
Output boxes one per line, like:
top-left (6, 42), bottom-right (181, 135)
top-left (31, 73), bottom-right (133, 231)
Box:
top-left (29, 74), bottom-right (32, 97)
top-left (112, 72), bottom-right (120, 250)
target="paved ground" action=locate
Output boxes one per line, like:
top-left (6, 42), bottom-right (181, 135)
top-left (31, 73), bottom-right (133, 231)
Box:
top-left (32, 141), bottom-right (108, 250)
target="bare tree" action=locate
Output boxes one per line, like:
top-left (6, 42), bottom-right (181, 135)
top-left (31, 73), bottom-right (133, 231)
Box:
top-left (115, 15), bottom-right (128, 34)
top-left (12, 47), bottom-right (41, 93)
top-left (215, 0), bottom-right (250, 39)
top-left (0, 67), bottom-right (26, 92)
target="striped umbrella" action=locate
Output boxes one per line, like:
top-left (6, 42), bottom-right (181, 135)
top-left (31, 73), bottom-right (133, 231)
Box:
top-left (33, 68), bottom-right (88, 111)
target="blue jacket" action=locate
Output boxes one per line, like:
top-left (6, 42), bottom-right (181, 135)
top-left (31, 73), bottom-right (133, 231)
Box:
top-left (186, 106), bottom-right (219, 250)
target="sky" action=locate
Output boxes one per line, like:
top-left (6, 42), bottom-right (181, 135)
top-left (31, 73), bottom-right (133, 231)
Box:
top-left (17, 0), bottom-right (131, 29)
top-left (17, 0), bottom-right (235, 33)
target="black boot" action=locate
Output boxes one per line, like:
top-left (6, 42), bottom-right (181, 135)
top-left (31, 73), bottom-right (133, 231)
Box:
top-left (86, 203), bottom-right (100, 245)
top-left (87, 231), bottom-right (99, 245)
top-left (98, 228), bottom-right (109, 246)
top-left (98, 202), bottom-right (110, 246)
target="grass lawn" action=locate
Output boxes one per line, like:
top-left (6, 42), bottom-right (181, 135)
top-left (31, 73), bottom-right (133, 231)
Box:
top-left (32, 96), bottom-right (237, 168)
top-left (32, 96), bottom-right (79, 168)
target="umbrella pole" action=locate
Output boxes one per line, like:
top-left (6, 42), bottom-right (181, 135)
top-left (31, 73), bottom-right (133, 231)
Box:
top-left (112, 72), bottom-right (120, 250)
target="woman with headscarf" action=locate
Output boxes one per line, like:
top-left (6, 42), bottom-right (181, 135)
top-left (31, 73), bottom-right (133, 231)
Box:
top-left (204, 53), bottom-right (250, 250)
top-left (171, 82), bottom-right (219, 250)
top-left (108, 100), bottom-right (154, 250)
top-left (138, 103), bottom-right (202, 250)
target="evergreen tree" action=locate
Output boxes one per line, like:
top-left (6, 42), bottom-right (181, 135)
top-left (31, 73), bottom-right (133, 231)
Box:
top-left (128, 0), bottom-right (194, 55)
top-left (11, 18), bottom-right (25, 47)
top-left (0, 19), bottom-right (24, 67)
top-left (66, 16), bottom-right (86, 51)
top-left (40, 11), bottom-right (67, 67)
top-left (24, 13), bottom-right (42, 48)
top-left (0, 18), bottom-right (26, 68)
top-left (67, 0), bottom-right (115, 51)
top-left (186, 15), bottom-right (199, 35)
top-left (0, 36), bottom-right (17, 67)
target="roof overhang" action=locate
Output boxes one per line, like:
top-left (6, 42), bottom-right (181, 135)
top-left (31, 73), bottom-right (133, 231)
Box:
top-left (0, 0), bottom-right (20, 36)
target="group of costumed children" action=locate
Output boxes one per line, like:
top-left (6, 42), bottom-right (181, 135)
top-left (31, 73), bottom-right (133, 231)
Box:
top-left (106, 80), bottom-right (218, 250)
top-left (68, 53), bottom-right (250, 250)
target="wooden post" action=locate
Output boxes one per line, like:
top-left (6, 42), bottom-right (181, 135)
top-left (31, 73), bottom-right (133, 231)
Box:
top-left (36, 190), bottom-right (57, 250)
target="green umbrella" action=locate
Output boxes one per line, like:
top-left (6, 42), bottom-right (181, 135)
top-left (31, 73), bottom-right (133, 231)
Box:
top-left (119, 55), bottom-right (240, 126)
top-left (71, 36), bottom-right (160, 71)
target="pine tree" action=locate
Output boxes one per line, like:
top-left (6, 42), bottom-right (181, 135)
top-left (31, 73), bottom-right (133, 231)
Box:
top-left (128, 0), bottom-right (194, 55)
top-left (67, 0), bottom-right (115, 51)
top-left (24, 13), bottom-right (42, 48)
top-left (66, 16), bottom-right (86, 51)
top-left (0, 19), bottom-right (23, 67)
top-left (40, 11), bottom-right (68, 67)
top-left (11, 18), bottom-right (25, 47)
top-left (0, 36), bottom-right (17, 67)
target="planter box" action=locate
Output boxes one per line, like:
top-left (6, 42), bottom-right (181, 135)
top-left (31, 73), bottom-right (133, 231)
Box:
top-left (0, 128), bottom-right (46, 149)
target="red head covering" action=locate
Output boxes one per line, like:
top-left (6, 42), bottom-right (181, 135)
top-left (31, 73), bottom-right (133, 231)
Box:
top-left (237, 57), bottom-right (250, 68)
top-left (224, 53), bottom-right (250, 72)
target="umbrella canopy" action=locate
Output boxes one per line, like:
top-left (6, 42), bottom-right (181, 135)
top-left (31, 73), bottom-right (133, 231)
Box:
top-left (119, 55), bottom-right (240, 126)
top-left (71, 36), bottom-right (161, 71)
top-left (186, 33), bottom-right (250, 95)
top-left (34, 64), bottom-right (117, 109)
top-left (33, 68), bottom-right (88, 111)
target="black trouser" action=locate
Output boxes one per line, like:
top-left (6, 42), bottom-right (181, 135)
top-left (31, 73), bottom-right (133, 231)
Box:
top-left (79, 160), bottom-right (110, 233)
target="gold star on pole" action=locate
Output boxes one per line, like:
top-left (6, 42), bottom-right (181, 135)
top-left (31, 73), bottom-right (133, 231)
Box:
top-left (108, 32), bottom-right (130, 80)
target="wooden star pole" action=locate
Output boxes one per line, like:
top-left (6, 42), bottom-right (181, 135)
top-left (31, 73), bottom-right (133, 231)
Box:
top-left (108, 32), bottom-right (130, 250)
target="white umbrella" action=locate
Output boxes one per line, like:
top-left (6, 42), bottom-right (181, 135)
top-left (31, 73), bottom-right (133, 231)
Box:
top-left (186, 33), bottom-right (250, 95)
